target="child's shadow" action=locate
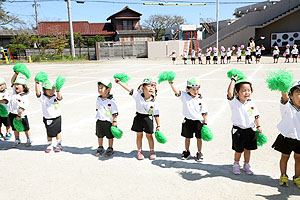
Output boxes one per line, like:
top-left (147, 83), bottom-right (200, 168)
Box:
top-left (151, 159), bottom-right (299, 200)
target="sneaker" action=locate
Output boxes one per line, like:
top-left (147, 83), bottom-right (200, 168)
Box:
top-left (233, 162), bottom-right (241, 175)
top-left (25, 138), bottom-right (32, 147)
top-left (195, 152), bottom-right (203, 162)
top-left (293, 176), bottom-right (300, 189)
top-left (280, 174), bottom-right (289, 187)
top-left (149, 150), bottom-right (156, 160)
top-left (12, 140), bottom-right (21, 148)
top-left (45, 145), bottom-right (52, 153)
top-left (137, 151), bottom-right (145, 160)
top-left (95, 146), bottom-right (105, 157)
top-left (243, 162), bottom-right (254, 175)
top-left (4, 133), bottom-right (12, 140)
top-left (104, 147), bottom-right (114, 157)
top-left (54, 144), bottom-right (62, 153)
top-left (181, 150), bottom-right (191, 160)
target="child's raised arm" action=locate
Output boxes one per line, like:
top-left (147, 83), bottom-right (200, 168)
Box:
top-left (227, 75), bottom-right (237, 99)
top-left (11, 72), bottom-right (18, 85)
top-left (56, 90), bottom-right (62, 100)
top-left (281, 92), bottom-right (289, 104)
top-left (115, 78), bottom-right (132, 93)
top-left (169, 82), bottom-right (180, 96)
top-left (35, 82), bottom-right (41, 98)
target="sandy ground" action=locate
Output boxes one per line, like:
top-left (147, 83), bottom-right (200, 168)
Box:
top-left (0, 56), bottom-right (299, 200)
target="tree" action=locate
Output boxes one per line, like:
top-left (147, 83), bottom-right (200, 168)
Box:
top-left (144, 14), bottom-right (185, 41)
top-left (0, 1), bottom-right (24, 28)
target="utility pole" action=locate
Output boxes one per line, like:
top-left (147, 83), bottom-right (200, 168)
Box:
top-left (33, 0), bottom-right (38, 29)
top-left (67, 0), bottom-right (76, 58)
top-left (216, 0), bottom-right (219, 49)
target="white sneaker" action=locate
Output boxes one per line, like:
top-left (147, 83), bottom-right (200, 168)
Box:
top-left (25, 138), bottom-right (32, 147)
top-left (12, 140), bottom-right (21, 148)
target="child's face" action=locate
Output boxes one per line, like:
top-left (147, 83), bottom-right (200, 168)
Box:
top-left (14, 83), bottom-right (25, 94)
top-left (143, 84), bottom-right (156, 96)
top-left (290, 89), bottom-right (300, 109)
top-left (236, 84), bottom-right (252, 102)
top-left (44, 88), bottom-right (55, 97)
top-left (188, 86), bottom-right (200, 97)
top-left (0, 83), bottom-right (6, 92)
top-left (98, 84), bottom-right (110, 97)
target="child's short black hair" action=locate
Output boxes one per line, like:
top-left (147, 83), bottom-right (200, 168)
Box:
top-left (289, 85), bottom-right (300, 95)
top-left (98, 82), bottom-right (109, 90)
top-left (235, 82), bottom-right (253, 93)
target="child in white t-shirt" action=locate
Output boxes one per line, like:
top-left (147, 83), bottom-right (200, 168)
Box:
top-left (273, 46), bottom-right (280, 63)
top-left (284, 44), bottom-right (291, 63)
top-left (191, 49), bottom-right (196, 64)
top-left (206, 47), bottom-right (212, 64)
top-left (0, 77), bottom-right (11, 140)
top-left (291, 44), bottom-right (299, 63)
top-left (227, 47), bottom-right (232, 64)
top-left (197, 48), bottom-right (202, 64)
top-left (213, 47), bottom-right (218, 64)
top-left (169, 50), bottom-right (177, 65)
top-left (236, 47), bottom-right (242, 63)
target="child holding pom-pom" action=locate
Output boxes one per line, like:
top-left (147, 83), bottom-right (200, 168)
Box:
top-left (291, 44), bottom-right (299, 63)
top-left (227, 72), bottom-right (262, 175)
top-left (0, 77), bottom-right (11, 140)
top-left (35, 77), bottom-right (63, 153)
top-left (168, 77), bottom-right (208, 161)
top-left (206, 47), bottom-right (212, 64)
top-left (94, 79), bottom-right (118, 157)
top-left (284, 44), bottom-right (291, 63)
top-left (115, 77), bottom-right (160, 160)
top-left (273, 46), bottom-right (280, 63)
top-left (271, 81), bottom-right (300, 188)
top-left (9, 71), bottom-right (31, 148)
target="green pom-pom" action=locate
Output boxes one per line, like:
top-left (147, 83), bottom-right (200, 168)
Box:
top-left (256, 130), bottom-right (267, 147)
top-left (0, 104), bottom-right (8, 117)
top-left (13, 63), bottom-right (31, 79)
top-left (158, 71), bottom-right (176, 84)
top-left (113, 73), bottom-right (131, 83)
top-left (56, 75), bottom-right (66, 90)
top-left (266, 69), bottom-right (294, 93)
top-left (110, 126), bottom-right (123, 139)
top-left (227, 69), bottom-right (247, 81)
top-left (13, 118), bottom-right (24, 132)
top-left (201, 126), bottom-right (213, 141)
top-left (155, 130), bottom-right (167, 144)
top-left (35, 72), bottom-right (48, 83)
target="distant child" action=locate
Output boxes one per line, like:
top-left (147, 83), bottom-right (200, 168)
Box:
top-left (0, 77), bottom-right (11, 140)
top-left (255, 46), bottom-right (262, 64)
top-left (182, 49), bottom-right (188, 65)
top-left (94, 79), bottom-right (118, 157)
top-left (245, 47), bottom-right (251, 64)
top-left (9, 72), bottom-right (31, 148)
top-left (272, 81), bottom-right (300, 188)
top-left (226, 47), bottom-right (232, 64)
top-left (273, 46), bottom-right (280, 63)
top-left (169, 50), bottom-right (177, 65)
top-left (213, 47), bottom-right (218, 64)
top-left (168, 77), bottom-right (208, 161)
top-left (236, 47), bottom-right (242, 63)
top-left (115, 78), bottom-right (160, 160)
top-left (220, 46), bottom-right (226, 64)
top-left (191, 49), bottom-right (196, 64)
top-left (284, 44), bottom-right (291, 63)
top-left (291, 45), bottom-right (299, 63)
top-left (206, 47), bottom-right (212, 64)
top-left (197, 48), bottom-right (202, 64)
top-left (227, 75), bottom-right (262, 175)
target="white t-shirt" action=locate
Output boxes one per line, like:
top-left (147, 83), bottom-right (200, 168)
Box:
top-left (221, 51), bottom-right (226, 57)
top-left (171, 53), bottom-right (176, 58)
top-left (198, 52), bottom-right (202, 57)
top-left (0, 89), bottom-right (9, 110)
top-left (38, 92), bottom-right (62, 119)
top-left (177, 90), bottom-right (208, 121)
top-left (228, 97), bottom-right (259, 129)
top-left (277, 100), bottom-right (300, 140)
top-left (285, 48), bottom-right (290, 55)
top-left (206, 51), bottom-right (211, 56)
top-left (96, 95), bottom-right (118, 123)
top-left (191, 50), bottom-right (196, 58)
top-left (183, 52), bottom-right (188, 58)
top-left (130, 90), bottom-right (159, 118)
top-left (256, 49), bottom-right (261, 55)
top-left (245, 50), bottom-right (251, 56)
top-left (213, 51), bottom-right (218, 57)
top-left (291, 48), bottom-right (299, 55)
top-left (227, 50), bottom-right (232, 57)
top-left (237, 50), bottom-right (241, 57)
top-left (9, 88), bottom-right (29, 117)
top-left (273, 49), bottom-right (279, 55)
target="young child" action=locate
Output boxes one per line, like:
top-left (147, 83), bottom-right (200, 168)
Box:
top-left (168, 77), bottom-right (208, 161)
top-left (245, 47), bottom-right (251, 64)
top-left (220, 46), bottom-right (226, 64)
top-left (197, 48), bottom-right (202, 64)
top-left (169, 50), bottom-right (177, 65)
top-left (115, 77), bottom-right (160, 160)
top-left (182, 49), bottom-right (188, 65)
top-left (227, 75), bottom-right (262, 175)
top-left (35, 79), bottom-right (63, 153)
top-left (226, 47), bottom-right (232, 64)
top-left (213, 47), bottom-right (218, 64)
top-left (95, 79), bottom-right (118, 157)
top-left (273, 46), bottom-right (280, 63)
top-left (191, 49), bottom-right (196, 64)
top-left (9, 72), bottom-right (31, 147)
top-left (291, 44), bottom-right (299, 63)
top-left (236, 47), bottom-right (242, 63)
top-left (0, 77), bottom-right (11, 140)
top-left (255, 46), bottom-right (262, 64)
top-left (284, 44), bottom-right (291, 63)
top-left (206, 47), bottom-right (212, 64)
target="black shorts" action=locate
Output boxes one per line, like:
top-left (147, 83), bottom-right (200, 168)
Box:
top-left (96, 120), bottom-right (114, 139)
top-left (246, 55), bottom-right (250, 60)
top-left (181, 118), bottom-right (203, 139)
top-left (237, 56), bottom-right (241, 60)
top-left (256, 54), bottom-right (261, 59)
top-left (227, 56), bottom-right (231, 60)
top-left (131, 112), bottom-right (154, 134)
top-left (183, 58), bottom-right (187, 61)
top-left (221, 56), bottom-right (225, 60)
top-left (273, 55), bottom-right (279, 59)
top-left (0, 116), bottom-right (10, 127)
top-left (251, 52), bottom-right (256, 57)
top-left (292, 54), bottom-right (298, 58)
top-left (9, 113), bottom-right (30, 131)
top-left (191, 57), bottom-right (195, 61)
top-left (213, 56), bottom-right (218, 61)
top-left (172, 57), bottom-right (176, 61)
top-left (198, 57), bottom-right (202, 61)
top-left (231, 126), bottom-right (257, 152)
top-left (43, 116), bottom-right (61, 138)
top-left (286, 54), bottom-right (290, 59)
top-left (206, 56), bottom-right (211, 60)
top-left (272, 134), bottom-right (300, 155)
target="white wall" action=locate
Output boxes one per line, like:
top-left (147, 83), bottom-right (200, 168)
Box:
top-left (147, 40), bottom-right (188, 58)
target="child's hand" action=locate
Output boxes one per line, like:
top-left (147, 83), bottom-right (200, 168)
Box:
top-left (112, 121), bottom-right (117, 127)
top-left (16, 116), bottom-right (21, 121)
top-left (114, 78), bottom-right (120, 84)
top-left (156, 125), bottom-right (160, 131)
top-left (257, 127), bottom-right (262, 135)
top-left (232, 75), bottom-right (238, 81)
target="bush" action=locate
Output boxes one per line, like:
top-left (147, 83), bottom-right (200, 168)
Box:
top-left (32, 55), bottom-right (41, 62)
top-left (5, 44), bottom-right (27, 55)
top-left (52, 55), bottom-right (63, 60)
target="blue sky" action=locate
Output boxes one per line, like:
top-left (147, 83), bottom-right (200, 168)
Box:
top-left (4, 0), bottom-right (265, 28)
